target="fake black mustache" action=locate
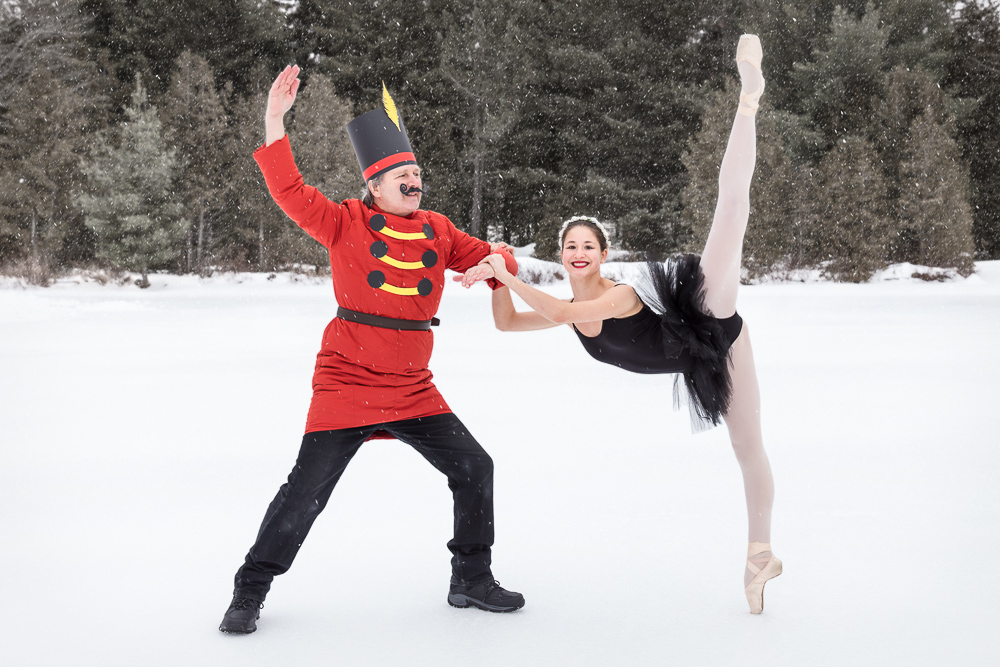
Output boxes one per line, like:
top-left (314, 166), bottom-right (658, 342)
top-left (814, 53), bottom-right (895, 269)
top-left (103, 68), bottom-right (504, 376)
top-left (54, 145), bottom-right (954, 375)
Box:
top-left (400, 184), bottom-right (428, 196)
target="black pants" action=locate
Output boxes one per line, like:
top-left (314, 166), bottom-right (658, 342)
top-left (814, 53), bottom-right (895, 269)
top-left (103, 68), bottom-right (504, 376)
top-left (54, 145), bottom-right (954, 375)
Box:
top-left (233, 413), bottom-right (494, 601)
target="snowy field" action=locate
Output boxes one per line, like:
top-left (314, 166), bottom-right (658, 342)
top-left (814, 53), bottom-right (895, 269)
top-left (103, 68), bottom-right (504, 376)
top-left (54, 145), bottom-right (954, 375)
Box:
top-left (2, 261), bottom-right (999, 666)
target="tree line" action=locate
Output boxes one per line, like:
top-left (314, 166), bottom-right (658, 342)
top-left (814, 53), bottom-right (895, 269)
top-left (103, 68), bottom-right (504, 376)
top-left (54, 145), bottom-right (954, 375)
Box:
top-left (1, 0), bottom-right (998, 285)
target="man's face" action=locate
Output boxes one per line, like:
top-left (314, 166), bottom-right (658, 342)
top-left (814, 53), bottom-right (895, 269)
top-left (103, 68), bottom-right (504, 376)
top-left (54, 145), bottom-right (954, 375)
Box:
top-left (370, 164), bottom-right (422, 216)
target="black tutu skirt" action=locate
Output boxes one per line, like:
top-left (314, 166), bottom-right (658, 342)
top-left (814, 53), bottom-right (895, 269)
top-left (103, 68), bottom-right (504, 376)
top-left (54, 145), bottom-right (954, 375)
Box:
top-left (636, 254), bottom-right (743, 432)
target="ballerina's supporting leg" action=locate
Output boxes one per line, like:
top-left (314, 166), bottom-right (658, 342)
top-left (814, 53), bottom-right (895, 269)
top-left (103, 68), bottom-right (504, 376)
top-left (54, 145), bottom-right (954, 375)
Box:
top-left (723, 329), bottom-right (775, 585)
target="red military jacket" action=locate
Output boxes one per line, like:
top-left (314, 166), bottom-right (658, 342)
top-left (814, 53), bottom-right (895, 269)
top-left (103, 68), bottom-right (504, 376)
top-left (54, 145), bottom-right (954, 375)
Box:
top-left (254, 136), bottom-right (516, 434)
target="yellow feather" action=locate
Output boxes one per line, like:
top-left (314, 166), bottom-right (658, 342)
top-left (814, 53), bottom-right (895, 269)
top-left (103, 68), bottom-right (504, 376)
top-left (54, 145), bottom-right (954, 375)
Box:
top-left (382, 82), bottom-right (401, 131)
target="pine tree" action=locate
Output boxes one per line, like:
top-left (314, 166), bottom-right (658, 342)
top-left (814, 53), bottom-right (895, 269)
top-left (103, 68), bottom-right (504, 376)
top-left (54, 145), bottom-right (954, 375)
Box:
top-left (509, 0), bottom-right (711, 257)
top-left (945, 0), bottom-right (1000, 259)
top-left (79, 0), bottom-right (288, 101)
top-left (439, 0), bottom-right (539, 241)
top-left (874, 67), bottom-right (947, 204)
top-left (791, 4), bottom-right (889, 147)
top-left (79, 77), bottom-right (189, 286)
top-left (871, 64), bottom-right (977, 266)
top-left (512, 167), bottom-right (566, 260)
top-left (747, 1), bottom-right (848, 114)
top-left (746, 113), bottom-right (799, 277)
top-left (681, 88), bottom-right (729, 257)
top-left (897, 108), bottom-right (975, 274)
top-left (878, 0), bottom-right (952, 74)
top-left (0, 0), bottom-right (103, 278)
top-left (161, 51), bottom-right (229, 273)
top-left (808, 135), bottom-right (893, 282)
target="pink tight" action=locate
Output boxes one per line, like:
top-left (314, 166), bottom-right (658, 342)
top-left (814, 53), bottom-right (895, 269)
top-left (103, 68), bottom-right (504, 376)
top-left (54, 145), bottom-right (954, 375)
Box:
top-left (698, 67), bottom-right (775, 570)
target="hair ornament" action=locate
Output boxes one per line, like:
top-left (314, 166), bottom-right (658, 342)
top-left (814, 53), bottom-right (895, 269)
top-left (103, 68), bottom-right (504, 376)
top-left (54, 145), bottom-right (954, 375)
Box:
top-left (558, 215), bottom-right (611, 244)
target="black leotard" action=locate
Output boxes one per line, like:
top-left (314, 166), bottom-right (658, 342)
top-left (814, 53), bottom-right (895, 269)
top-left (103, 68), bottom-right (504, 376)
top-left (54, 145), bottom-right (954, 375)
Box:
top-left (572, 293), bottom-right (743, 375)
top-left (575, 260), bottom-right (743, 428)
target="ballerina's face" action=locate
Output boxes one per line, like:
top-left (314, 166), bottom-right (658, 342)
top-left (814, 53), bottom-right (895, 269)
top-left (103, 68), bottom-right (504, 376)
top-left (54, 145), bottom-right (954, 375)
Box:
top-left (561, 226), bottom-right (607, 278)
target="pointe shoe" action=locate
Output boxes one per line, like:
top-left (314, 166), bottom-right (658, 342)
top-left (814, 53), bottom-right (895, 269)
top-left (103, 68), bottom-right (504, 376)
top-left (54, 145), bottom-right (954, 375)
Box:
top-left (745, 541), bottom-right (781, 614)
top-left (736, 34), bottom-right (765, 117)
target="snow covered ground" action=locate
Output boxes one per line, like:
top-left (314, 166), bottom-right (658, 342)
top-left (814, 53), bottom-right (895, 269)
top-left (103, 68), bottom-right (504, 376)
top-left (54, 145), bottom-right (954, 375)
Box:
top-left (2, 262), bottom-right (999, 666)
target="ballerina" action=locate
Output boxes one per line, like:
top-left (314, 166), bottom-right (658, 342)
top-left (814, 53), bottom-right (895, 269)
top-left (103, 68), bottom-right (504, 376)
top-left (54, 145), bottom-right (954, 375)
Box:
top-left (463, 35), bottom-right (781, 613)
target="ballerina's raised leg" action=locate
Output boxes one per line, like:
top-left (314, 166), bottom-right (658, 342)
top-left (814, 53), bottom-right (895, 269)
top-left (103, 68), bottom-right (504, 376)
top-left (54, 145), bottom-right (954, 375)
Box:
top-left (698, 34), bottom-right (781, 614)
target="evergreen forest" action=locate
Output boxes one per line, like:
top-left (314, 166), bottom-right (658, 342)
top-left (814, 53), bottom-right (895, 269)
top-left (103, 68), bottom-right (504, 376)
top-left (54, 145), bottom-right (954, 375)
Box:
top-left (2, 0), bottom-right (999, 284)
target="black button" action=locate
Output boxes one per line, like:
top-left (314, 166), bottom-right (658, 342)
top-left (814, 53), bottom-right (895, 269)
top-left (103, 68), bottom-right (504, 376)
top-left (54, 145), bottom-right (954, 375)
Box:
top-left (422, 250), bottom-right (438, 267)
top-left (422, 223), bottom-right (434, 239)
top-left (367, 271), bottom-right (386, 288)
top-left (370, 241), bottom-right (388, 258)
top-left (369, 214), bottom-right (386, 231)
top-left (417, 278), bottom-right (433, 296)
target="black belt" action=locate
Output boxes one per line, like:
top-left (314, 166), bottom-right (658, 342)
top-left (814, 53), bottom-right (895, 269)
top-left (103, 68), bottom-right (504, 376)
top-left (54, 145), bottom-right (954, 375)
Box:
top-left (337, 307), bottom-right (439, 331)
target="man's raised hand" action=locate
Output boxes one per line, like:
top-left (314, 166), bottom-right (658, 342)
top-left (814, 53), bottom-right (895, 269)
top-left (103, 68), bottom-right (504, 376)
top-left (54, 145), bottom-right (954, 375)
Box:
top-left (267, 65), bottom-right (300, 119)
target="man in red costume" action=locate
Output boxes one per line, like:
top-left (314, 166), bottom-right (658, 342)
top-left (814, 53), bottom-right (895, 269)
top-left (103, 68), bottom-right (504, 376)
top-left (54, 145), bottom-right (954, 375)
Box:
top-left (220, 66), bottom-right (523, 634)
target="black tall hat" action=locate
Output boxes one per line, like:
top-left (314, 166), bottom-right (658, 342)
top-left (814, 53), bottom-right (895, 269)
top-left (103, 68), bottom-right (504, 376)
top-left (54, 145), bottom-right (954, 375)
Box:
top-left (347, 83), bottom-right (417, 182)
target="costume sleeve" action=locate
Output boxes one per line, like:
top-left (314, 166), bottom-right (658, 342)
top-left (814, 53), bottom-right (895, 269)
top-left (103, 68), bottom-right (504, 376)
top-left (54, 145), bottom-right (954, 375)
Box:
top-left (444, 219), bottom-right (518, 290)
top-left (253, 136), bottom-right (349, 249)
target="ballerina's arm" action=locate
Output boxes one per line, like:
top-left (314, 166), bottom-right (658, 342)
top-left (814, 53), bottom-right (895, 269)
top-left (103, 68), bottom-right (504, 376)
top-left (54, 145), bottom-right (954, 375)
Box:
top-left (491, 286), bottom-right (564, 331)
top-left (481, 255), bottom-right (639, 325)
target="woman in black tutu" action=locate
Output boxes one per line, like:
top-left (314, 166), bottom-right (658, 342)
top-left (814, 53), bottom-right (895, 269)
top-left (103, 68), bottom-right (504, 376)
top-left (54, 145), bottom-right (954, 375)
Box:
top-left (463, 35), bottom-right (780, 613)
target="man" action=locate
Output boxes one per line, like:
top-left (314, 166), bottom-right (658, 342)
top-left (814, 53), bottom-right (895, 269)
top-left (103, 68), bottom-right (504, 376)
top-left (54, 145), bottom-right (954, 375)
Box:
top-left (220, 66), bottom-right (523, 634)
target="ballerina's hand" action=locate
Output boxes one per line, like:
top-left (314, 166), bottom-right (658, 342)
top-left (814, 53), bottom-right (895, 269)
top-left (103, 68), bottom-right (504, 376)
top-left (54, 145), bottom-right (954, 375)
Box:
top-left (267, 65), bottom-right (300, 118)
top-left (482, 253), bottom-right (512, 282)
top-left (454, 248), bottom-right (513, 286)
top-left (460, 263), bottom-right (495, 288)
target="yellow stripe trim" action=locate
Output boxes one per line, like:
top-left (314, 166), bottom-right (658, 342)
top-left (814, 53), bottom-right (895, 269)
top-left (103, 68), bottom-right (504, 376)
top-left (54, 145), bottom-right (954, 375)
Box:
top-left (378, 226), bottom-right (428, 241)
top-left (378, 283), bottom-right (421, 296)
top-left (378, 255), bottom-right (425, 270)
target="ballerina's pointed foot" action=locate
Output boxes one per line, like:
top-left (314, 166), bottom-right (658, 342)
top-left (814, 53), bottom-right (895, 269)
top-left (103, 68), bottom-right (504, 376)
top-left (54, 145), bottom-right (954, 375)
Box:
top-left (736, 34), bottom-right (765, 117)
top-left (745, 541), bottom-right (781, 614)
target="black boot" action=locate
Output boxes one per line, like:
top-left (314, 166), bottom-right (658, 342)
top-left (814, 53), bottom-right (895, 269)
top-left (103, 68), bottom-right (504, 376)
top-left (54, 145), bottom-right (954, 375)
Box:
top-left (448, 579), bottom-right (524, 612)
top-left (219, 596), bottom-right (263, 634)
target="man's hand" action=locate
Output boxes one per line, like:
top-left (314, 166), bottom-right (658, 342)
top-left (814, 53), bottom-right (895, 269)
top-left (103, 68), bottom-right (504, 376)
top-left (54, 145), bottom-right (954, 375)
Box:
top-left (267, 65), bottom-right (300, 119)
top-left (460, 263), bottom-right (495, 288)
top-left (488, 242), bottom-right (514, 256)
